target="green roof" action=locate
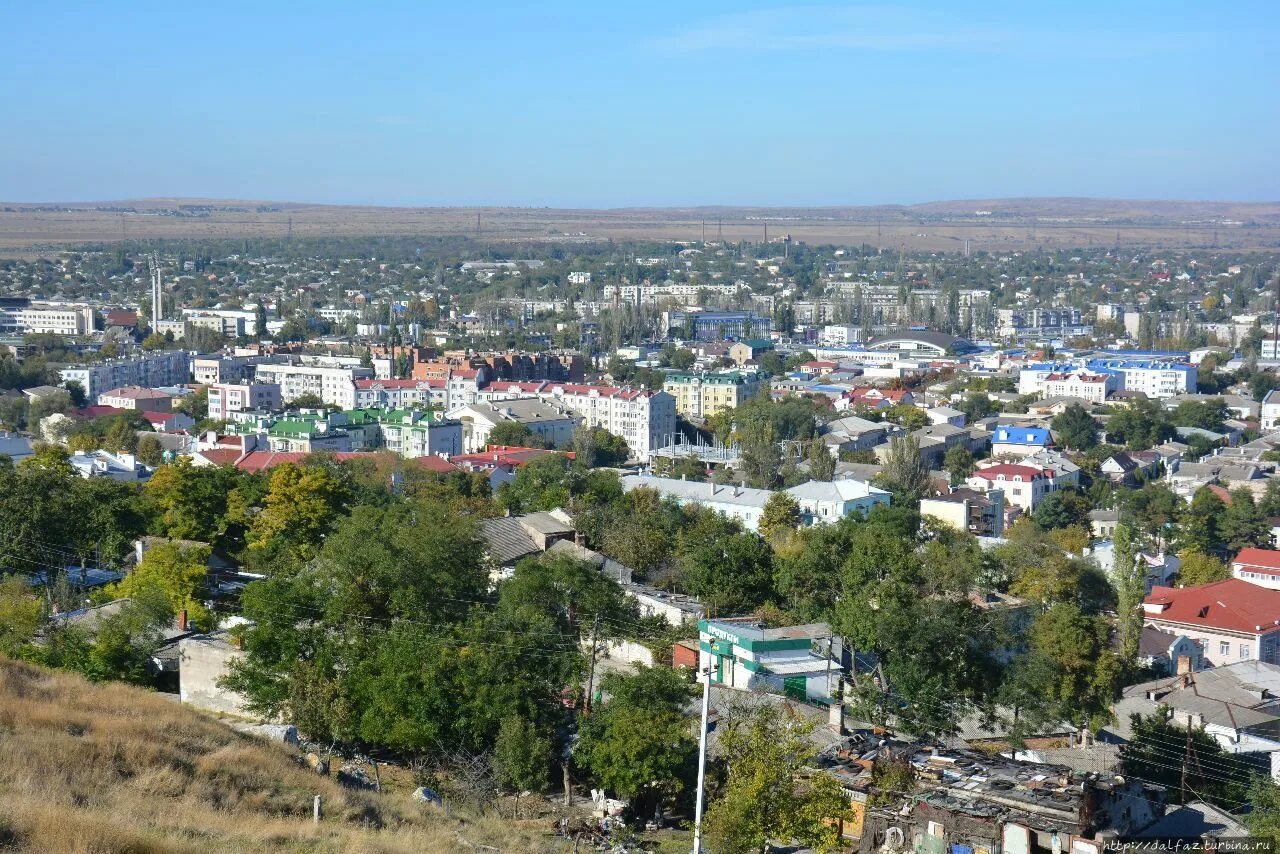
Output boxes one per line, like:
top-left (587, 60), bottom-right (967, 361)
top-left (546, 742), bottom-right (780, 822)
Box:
top-left (268, 419), bottom-right (320, 437)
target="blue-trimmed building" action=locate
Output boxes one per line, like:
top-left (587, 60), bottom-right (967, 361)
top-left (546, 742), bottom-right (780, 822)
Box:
top-left (991, 424), bottom-right (1051, 457)
top-left (698, 618), bottom-right (837, 702)
top-left (665, 310), bottom-right (772, 342)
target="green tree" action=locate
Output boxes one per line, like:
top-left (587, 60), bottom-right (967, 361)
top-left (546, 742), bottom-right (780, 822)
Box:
top-left (883, 403), bottom-right (927, 431)
top-left (738, 421), bottom-right (782, 489)
top-left (1177, 549), bottom-right (1229, 586)
top-left (576, 665), bottom-right (697, 819)
top-left (704, 703), bottom-right (850, 853)
top-left (0, 577), bottom-right (43, 658)
top-left (136, 433), bottom-right (165, 467)
top-left (109, 541), bottom-right (211, 630)
top-left (959, 392), bottom-right (996, 423)
top-left (759, 491), bottom-right (801, 543)
top-left (1220, 487), bottom-right (1270, 553)
top-left (942, 445), bottom-right (975, 485)
top-left (1051, 404), bottom-right (1099, 451)
top-left (1112, 522), bottom-right (1144, 668)
top-left (806, 437), bottom-right (836, 481)
top-left (1027, 602), bottom-right (1121, 727)
top-left (878, 435), bottom-right (930, 501)
top-left (249, 461), bottom-right (352, 558)
top-left (494, 714), bottom-right (551, 817)
top-left (1122, 711), bottom-right (1249, 806)
top-left (487, 420), bottom-right (548, 449)
top-left (0, 396), bottom-right (27, 430)
top-left (676, 508), bottom-right (774, 614)
top-left (1246, 776), bottom-right (1280, 844)
top-left (1032, 490), bottom-right (1092, 531)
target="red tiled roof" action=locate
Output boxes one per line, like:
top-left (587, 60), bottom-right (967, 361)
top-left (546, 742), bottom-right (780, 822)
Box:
top-left (196, 448), bottom-right (242, 467)
top-left (1144, 579), bottom-right (1280, 635)
top-left (105, 310), bottom-right (138, 326)
top-left (450, 446), bottom-right (575, 469)
top-left (1234, 548), bottom-right (1280, 575)
top-left (407, 455), bottom-right (458, 474)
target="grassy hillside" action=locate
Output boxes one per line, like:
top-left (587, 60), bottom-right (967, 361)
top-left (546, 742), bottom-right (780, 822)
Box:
top-left (0, 657), bottom-right (563, 853)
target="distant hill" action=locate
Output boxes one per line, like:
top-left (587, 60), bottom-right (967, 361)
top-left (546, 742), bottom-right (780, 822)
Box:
top-left (0, 657), bottom-right (561, 853)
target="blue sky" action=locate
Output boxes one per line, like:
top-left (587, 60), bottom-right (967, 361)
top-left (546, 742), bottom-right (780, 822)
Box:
top-left (2, 1), bottom-right (1276, 206)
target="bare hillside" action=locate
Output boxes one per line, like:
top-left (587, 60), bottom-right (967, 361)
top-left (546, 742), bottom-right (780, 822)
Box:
top-left (0, 657), bottom-right (563, 853)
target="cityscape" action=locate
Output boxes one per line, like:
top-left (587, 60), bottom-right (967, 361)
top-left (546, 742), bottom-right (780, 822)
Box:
top-left (1, 2), bottom-right (1279, 852)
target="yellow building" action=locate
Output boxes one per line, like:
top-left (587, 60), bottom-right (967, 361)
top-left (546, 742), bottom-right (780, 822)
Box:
top-left (662, 372), bottom-right (763, 421)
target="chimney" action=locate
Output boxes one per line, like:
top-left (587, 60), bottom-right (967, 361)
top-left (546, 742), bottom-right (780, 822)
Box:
top-left (1176, 655), bottom-right (1193, 676)
top-left (178, 608), bottom-right (188, 631)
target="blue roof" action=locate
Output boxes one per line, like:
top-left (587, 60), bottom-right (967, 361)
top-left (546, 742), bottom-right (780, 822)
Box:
top-left (1087, 358), bottom-right (1194, 374)
top-left (993, 425), bottom-right (1050, 445)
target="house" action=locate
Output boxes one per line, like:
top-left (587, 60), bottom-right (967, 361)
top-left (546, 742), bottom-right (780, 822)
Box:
top-left (480, 509), bottom-right (576, 579)
top-left (1263, 389), bottom-right (1280, 432)
top-left (1018, 448), bottom-right (1081, 489)
top-left (1089, 508), bottom-right (1120, 539)
top-left (1100, 450), bottom-right (1161, 484)
top-left (1142, 579), bottom-right (1280, 666)
top-left (925, 406), bottom-right (965, 427)
top-left (1114, 661), bottom-right (1280, 761)
top-left (728, 338), bottom-right (773, 366)
top-left (141, 410), bottom-right (195, 433)
top-left (920, 488), bottom-right (1005, 537)
top-left (68, 450), bottom-right (149, 481)
top-left (620, 473), bottom-right (773, 531)
top-left (96, 385), bottom-right (174, 413)
top-left (990, 424), bottom-right (1051, 458)
top-left (822, 414), bottom-right (901, 452)
top-left (0, 432), bottom-right (35, 463)
top-left (178, 631), bottom-right (254, 718)
top-left (698, 618), bottom-right (839, 702)
top-left (445, 398), bottom-right (581, 453)
top-left (966, 463), bottom-right (1053, 513)
top-left (785, 478), bottom-right (891, 524)
top-left (1137, 626), bottom-right (1205, 674)
top-left (1232, 547), bottom-right (1280, 591)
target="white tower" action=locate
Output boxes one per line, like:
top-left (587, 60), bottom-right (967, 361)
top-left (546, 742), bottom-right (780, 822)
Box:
top-left (150, 253), bottom-right (163, 327)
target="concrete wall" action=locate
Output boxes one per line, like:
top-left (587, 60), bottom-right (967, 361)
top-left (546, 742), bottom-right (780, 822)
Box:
top-left (178, 635), bottom-right (256, 719)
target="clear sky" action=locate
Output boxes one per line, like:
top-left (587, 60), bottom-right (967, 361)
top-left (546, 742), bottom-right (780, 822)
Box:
top-left (2, 1), bottom-right (1277, 207)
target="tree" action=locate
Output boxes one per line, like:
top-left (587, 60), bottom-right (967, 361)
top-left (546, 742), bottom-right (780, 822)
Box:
top-left (959, 393), bottom-right (996, 423)
top-left (1220, 487), bottom-right (1270, 553)
top-left (1177, 488), bottom-right (1226, 554)
top-left (136, 433), bottom-right (165, 467)
top-left (883, 403), bottom-right (927, 431)
top-left (1032, 490), bottom-right (1091, 531)
top-left (494, 714), bottom-right (551, 817)
top-left (704, 703), bottom-right (849, 853)
top-left (27, 389), bottom-right (72, 426)
top-left (1027, 602), bottom-right (1121, 727)
top-left (249, 461), bottom-right (353, 558)
top-left (109, 541), bottom-right (211, 630)
top-left (487, 421), bottom-right (547, 449)
top-left (1177, 549), bottom-right (1229, 586)
top-left (1112, 522), bottom-right (1145, 668)
top-left (0, 577), bottom-right (43, 658)
top-left (1246, 776), bottom-right (1280, 844)
top-left (572, 425), bottom-right (629, 468)
top-left (759, 491), bottom-right (801, 543)
top-left (878, 435), bottom-right (930, 501)
top-left (806, 437), bottom-right (835, 481)
top-left (676, 510), bottom-right (775, 614)
top-left (576, 665), bottom-right (697, 819)
top-left (942, 445), bottom-right (975, 485)
top-left (0, 395), bottom-right (27, 431)
top-left (1122, 711), bottom-right (1249, 806)
top-left (1051, 404), bottom-right (1099, 451)
top-left (737, 422), bottom-right (781, 489)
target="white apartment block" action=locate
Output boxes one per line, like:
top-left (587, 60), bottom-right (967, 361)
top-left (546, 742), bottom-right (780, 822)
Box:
top-left (0, 302), bottom-right (96, 336)
top-left (252, 362), bottom-right (372, 409)
top-left (181, 307), bottom-right (260, 335)
top-left (482, 381), bottom-right (676, 458)
top-left (354, 378), bottom-right (445, 410)
top-left (1036, 371), bottom-right (1117, 404)
top-left (208, 383), bottom-right (283, 420)
top-left (192, 354), bottom-right (271, 385)
top-left (60, 351), bottom-right (190, 398)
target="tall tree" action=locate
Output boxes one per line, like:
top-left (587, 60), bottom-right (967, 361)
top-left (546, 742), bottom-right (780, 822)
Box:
top-left (806, 438), bottom-right (836, 481)
top-left (878, 435), bottom-right (930, 501)
top-left (1112, 522), bottom-right (1144, 668)
top-left (1051, 404), bottom-right (1099, 452)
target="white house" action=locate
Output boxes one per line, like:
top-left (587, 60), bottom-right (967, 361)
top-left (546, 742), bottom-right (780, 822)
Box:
top-left (966, 463), bottom-right (1053, 513)
top-left (785, 478), bottom-right (890, 524)
top-left (445, 398), bottom-right (581, 453)
top-left (1232, 547), bottom-right (1280, 591)
top-left (1143, 579), bottom-right (1280, 666)
top-left (620, 474), bottom-right (772, 531)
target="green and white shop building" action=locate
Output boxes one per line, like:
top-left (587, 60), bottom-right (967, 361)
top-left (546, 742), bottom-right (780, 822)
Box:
top-left (698, 618), bottom-right (836, 703)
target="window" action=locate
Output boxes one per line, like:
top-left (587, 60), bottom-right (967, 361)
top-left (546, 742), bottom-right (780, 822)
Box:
top-left (1220, 641), bottom-right (1231, 656)
top-left (1242, 645), bottom-right (1251, 659)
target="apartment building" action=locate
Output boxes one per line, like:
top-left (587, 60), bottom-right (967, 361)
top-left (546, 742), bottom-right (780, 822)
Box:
top-left (1143, 579), bottom-right (1280, 666)
top-left (191, 354), bottom-right (272, 385)
top-left (252, 362), bottom-right (372, 409)
top-left (354, 378), bottom-right (445, 410)
top-left (663, 371), bottom-right (763, 421)
top-left (445, 399), bottom-right (581, 453)
top-left (207, 383), bottom-right (283, 420)
top-left (995, 307), bottom-right (1089, 339)
top-left (60, 351), bottom-right (190, 398)
top-left (0, 300), bottom-right (96, 336)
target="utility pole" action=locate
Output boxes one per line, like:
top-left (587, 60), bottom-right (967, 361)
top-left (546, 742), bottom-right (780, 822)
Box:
top-left (763, 221), bottom-right (768, 247)
top-left (692, 665), bottom-right (712, 854)
top-left (287, 215), bottom-right (293, 241)
top-left (701, 221), bottom-right (706, 243)
top-left (476, 211), bottom-right (481, 239)
top-left (584, 615), bottom-right (601, 713)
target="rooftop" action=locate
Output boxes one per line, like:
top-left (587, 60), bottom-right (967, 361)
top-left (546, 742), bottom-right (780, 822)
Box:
top-left (1143, 579), bottom-right (1280, 635)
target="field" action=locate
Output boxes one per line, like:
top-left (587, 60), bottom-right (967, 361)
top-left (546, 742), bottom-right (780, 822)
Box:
top-left (2, 197), bottom-right (1279, 253)
top-left (0, 657), bottom-right (567, 853)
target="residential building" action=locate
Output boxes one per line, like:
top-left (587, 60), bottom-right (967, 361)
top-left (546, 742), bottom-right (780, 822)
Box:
top-left (0, 299), bottom-right (96, 336)
top-left (207, 383), bottom-right (282, 420)
top-left (60, 351), bottom-right (190, 398)
top-left (785, 478), bottom-right (890, 524)
top-left (1142, 579), bottom-right (1280, 666)
top-left (990, 425), bottom-right (1051, 458)
top-left (1232, 548), bottom-right (1280, 591)
top-left (920, 488), bottom-right (1005, 537)
top-left (372, 410), bottom-right (463, 459)
top-left (97, 386), bottom-right (174, 413)
top-left (1264, 389), bottom-right (1280, 432)
top-left (445, 399), bottom-right (580, 453)
top-left (663, 372), bottom-right (763, 421)
top-left (354, 378), bottom-right (442, 410)
top-left (534, 383), bottom-right (676, 458)
top-left (1087, 359), bottom-right (1196, 398)
top-left (966, 463), bottom-right (1053, 513)
top-left (822, 414), bottom-right (901, 452)
top-left (252, 361), bottom-right (372, 409)
top-left (621, 473), bottom-right (772, 531)
top-left (728, 338), bottom-right (773, 366)
top-left (1137, 626), bottom-right (1205, 674)
top-left (191, 354), bottom-right (270, 385)
top-left (1100, 450), bottom-right (1160, 484)
top-left (264, 419), bottom-right (352, 453)
top-left (698, 618), bottom-right (838, 702)
top-left (664, 309), bottom-right (771, 341)
top-left (1018, 448), bottom-right (1081, 489)
top-left (1116, 662), bottom-right (1280, 759)
top-left (995, 306), bottom-right (1090, 339)
top-left (68, 450), bottom-right (148, 481)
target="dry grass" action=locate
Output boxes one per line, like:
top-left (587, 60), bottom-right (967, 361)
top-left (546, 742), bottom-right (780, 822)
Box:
top-left (0, 657), bottom-right (566, 852)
